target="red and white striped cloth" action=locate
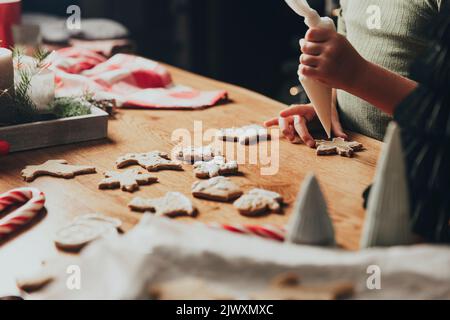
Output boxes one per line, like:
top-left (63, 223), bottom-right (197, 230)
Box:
top-left (47, 48), bottom-right (228, 109)
top-left (0, 187), bottom-right (46, 241)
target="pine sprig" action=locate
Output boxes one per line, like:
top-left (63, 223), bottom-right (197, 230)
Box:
top-left (49, 97), bottom-right (92, 119)
top-left (1, 47), bottom-right (93, 125)
top-left (34, 46), bottom-right (52, 69)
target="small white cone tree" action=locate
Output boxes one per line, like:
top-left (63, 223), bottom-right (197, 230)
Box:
top-left (286, 173), bottom-right (336, 246)
top-left (360, 122), bottom-right (414, 248)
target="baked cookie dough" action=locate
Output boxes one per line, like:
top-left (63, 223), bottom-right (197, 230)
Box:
top-left (193, 156), bottom-right (239, 179)
top-left (233, 188), bottom-right (283, 216)
top-left (98, 169), bottom-right (158, 192)
top-left (316, 138), bottom-right (363, 158)
top-left (128, 192), bottom-right (197, 218)
top-left (217, 124), bottom-right (271, 145)
top-left (192, 176), bottom-right (243, 202)
top-left (21, 160), bottom-right (96, 182)
top-left (116, 151), bottom-right (183, 172)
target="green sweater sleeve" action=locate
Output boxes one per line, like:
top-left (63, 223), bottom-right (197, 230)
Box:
top-left (336, 0), bottom-right (442, 140)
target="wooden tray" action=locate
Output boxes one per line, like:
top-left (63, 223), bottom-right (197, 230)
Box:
top-left (0, 106), bottom-right (108, 152)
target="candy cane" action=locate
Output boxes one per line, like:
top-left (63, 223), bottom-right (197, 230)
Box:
top-left (0, 140), bottom-right (10, 156)
top-left (0, 188), bottom-right (46, 241)
top-left (208, 223), bottom-right (286, 242)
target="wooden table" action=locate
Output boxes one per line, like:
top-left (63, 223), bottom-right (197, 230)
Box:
top-left (0, 64), bottom-right (381, 296)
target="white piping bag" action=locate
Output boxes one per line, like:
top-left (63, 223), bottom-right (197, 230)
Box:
top-left (284, 0), bottom-right (335, 138)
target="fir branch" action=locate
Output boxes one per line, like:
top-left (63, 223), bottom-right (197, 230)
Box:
top-left (33, 46), bottom-right (51, 69)
top-left (1, 47), bottom-right (92, 125)
top-left (49, 97), bottom-right (92, 119)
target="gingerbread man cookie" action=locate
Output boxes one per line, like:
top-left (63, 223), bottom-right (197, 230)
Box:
top-left (251, 273), bottom-right (354, 300)
top-left (192, 176), bottom-right (243, 202)
top-left (217, 124), bottom-right (271, 145)
top-left (128, 192), bottom-right (196, 218)
top-left (98, 169), bottom-right (158, 192)
top-left (21, 160), bottom-right (96, 182)
top-left (116, 151), bottom-right (183, 172)
top-left (233, 188), bottom-right (283, 216)
top-left (193, 156), bottom-right (239, 179)
top-left (176, 144), bottom-right (221, 163)
top-left (316, 138), bottom-right (363, 158)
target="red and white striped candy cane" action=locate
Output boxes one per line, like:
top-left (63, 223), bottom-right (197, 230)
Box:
top-left (208, 223), bottom-right (286, 242)
top-left (0, 187), bottom-right (46, 241)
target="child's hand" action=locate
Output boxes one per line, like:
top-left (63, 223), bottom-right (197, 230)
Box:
top-left (264, 103), bottom-right (347, 148)
top-left (299, 28), bottom-right (368, 91)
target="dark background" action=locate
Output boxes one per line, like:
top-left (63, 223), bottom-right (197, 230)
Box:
top-left (22, 0), bottom-right (331, 103)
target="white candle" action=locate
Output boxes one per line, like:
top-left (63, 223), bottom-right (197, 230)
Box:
top-left (28, 69), bottom-right (55, 111)
top-left (0, 48), bottom-right (14, 97)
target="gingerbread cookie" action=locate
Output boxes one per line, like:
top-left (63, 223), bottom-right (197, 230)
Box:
top-left (149, 277), bottom-right (234, 300)
top-left (217, 124), bottom-right (271, 145)
top-left (128, 192), bottom-right (196, 218)
top-left (193, 156), bottom-right (239, 179)
top-left (316, 138), bottom-right (363, 158)
top-left (98, 169), bottom-right (158, 192)
top-left (21, 160), bottom-right (96, 182)
top-left (251, 273), bottom-right (354, 300)
top-left (176, 145), bottom-right (220, 163)
top-left (233, 188), bottom-right (283, 216)
top-left (192, 176), bottom-right (243, 202)
top-left (116, 151), bottom-right (183, 172)
top-left (74, 213), bottom-right (122, 230)
top-left (54, 215), bottom-right (120, 252)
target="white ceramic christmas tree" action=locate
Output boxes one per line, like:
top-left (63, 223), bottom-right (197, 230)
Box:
top-left (286, 173), bottom-right (336, 246)
top-left (360, 122), bottom-right (414, 248)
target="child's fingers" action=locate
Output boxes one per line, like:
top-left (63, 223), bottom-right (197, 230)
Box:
top-left (305, 28), bottom-right (334, 42)
top-left (279, 116), bottom-right (298, 142)
top-left (331, 120), bottom-right (348, 140)
top-left (264, 117), bottom-right (279, 127)
top-left (280, 104), bottom-right (314, 120)
top-left (280, 105), bottom-right (307, 117)
top-left (300, 54), bottom-right (320, 67)
top-left (300, 40), bottom-right (323, 56)
top-left (287, 124), bottom-right (299, 143)
top-left (279, 116), bottom-right (296, 141)
top-left (331, 106), bottom-right (348, 139)
top-left (293, 115), bottom-right (316, 148)
top-left (299, 38), bottom-right (306, 48)
top-left (298, 64), bottom-right (320, 79)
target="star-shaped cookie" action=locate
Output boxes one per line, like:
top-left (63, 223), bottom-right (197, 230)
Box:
top-left (128, 192), bottom-right (196, 218)
top-left (217, 124), bottom-right (271, 145)
top-left (21, 160), bottom-right (96, 182)
top-left (315, 138), bottom-right (363, 158)
top-left (193, 156), bottom-right (239, 179)
top-left (233, 188), bottom-right (283, 216)
top-left (192, 176), bottom-right (243, 202)
top-left (116, 151), bottom-right (183, 171)
top-left (98, 169), bottom-right (158, 192)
